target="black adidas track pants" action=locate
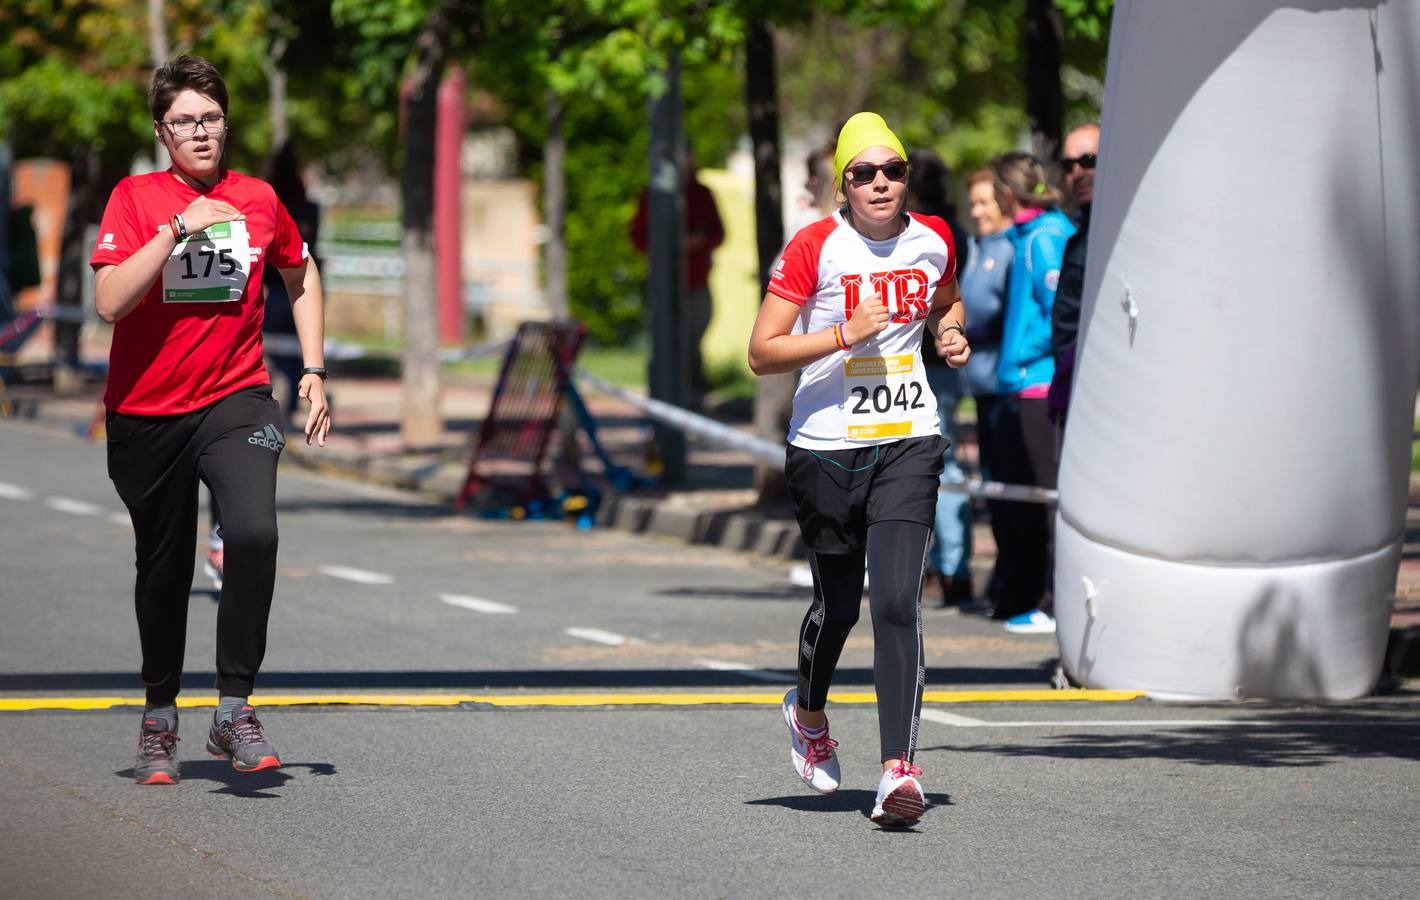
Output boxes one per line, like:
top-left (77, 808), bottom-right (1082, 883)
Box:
top-left (106, 386), bottom-right (284, 705)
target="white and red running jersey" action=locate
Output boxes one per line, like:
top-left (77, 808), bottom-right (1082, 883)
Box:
top-left (769, 209), bottom-right (957, 450)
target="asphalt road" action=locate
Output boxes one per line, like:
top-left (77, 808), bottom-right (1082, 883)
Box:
top-left (2, 419), bottom-right (1417, 899)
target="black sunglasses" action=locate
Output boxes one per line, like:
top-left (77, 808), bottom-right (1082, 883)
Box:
top-left (1062, 153), bottom-right (1097, 171)
top-left (845, 161), bottom-right (909, 186)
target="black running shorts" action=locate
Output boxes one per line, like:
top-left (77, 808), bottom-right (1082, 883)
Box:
top-left (785, 434), bottom-right (947, 555)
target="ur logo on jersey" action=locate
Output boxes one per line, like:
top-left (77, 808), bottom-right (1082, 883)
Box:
top-left (840, 268), bottom-right (930, 322)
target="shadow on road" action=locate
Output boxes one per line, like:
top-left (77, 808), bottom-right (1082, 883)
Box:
top-left (655, 585), bottom-right (811, 602)
top-left (920, 710), bottom-right (1420, 768)
top-left (0, 665), bottom-right (1054, 692)
top-left (746, 789), bottom-right (953, 828)
top-left (112, 761), bottom-right (337, 798)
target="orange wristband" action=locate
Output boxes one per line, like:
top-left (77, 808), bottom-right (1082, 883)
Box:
top-left (833, 323), bottom-right (850, 351)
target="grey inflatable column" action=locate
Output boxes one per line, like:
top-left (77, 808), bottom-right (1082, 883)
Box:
top-left (1055, 1), bottom-right (1420, 700)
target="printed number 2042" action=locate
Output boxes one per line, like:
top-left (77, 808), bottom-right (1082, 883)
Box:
top-left (849, 382), bottom-right (927, 415)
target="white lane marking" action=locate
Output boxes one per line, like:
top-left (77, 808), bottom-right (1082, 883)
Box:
top-left (317, 565), bottom-right (395, 585)
top-left (0, 481), bottom-right (34, 500)
top-left (695, 659), bottom-right (795, 683)
top-left (440, 594), bottom-right (518, 615)
top-left (917, 716), bottom-right (1415, 729)
top-left (565, 627), bottom-right (638, 646)
top-left (920, 708), bottom-right (989, 727)
top-left (45, 497), bottom-right (104, 516)
top-left (108, 513), bottom-right (132, 528)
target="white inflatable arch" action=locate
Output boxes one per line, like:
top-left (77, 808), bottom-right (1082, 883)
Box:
top-left (1056, 0), bottom-right (1420, 700)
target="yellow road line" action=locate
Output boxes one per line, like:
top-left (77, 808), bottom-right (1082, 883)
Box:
top-left (0, 689), bottom-right (1145, 712)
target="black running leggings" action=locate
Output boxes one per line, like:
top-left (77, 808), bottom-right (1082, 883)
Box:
top-left (107, 386), bottom-right (283, 705)
top-left (797, 520), bottom-right (929, 763)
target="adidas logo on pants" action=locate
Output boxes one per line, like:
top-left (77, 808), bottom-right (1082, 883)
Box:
top-left (247, 424), bottom-right (285, 451)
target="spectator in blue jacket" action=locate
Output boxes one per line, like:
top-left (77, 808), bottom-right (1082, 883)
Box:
top-left (959, 167), bottom-right (1016, 613)
top-left (907, 149), bottom-right (974, 606)
top-left (986, 152), bottom-right (1075, 632)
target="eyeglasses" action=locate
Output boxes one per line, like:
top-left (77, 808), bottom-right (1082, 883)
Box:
top-left (160, 115), bottom-right (227, 138)
top-left (845, 161), bottom-right (909, 187)
top-left (1062, 153), bottom-right (1097, 171)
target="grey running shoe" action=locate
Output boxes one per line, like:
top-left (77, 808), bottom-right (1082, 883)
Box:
top-left (134, 714), bottom-right (180, 785)
top-left (206, 706), bottom-right (281, 772)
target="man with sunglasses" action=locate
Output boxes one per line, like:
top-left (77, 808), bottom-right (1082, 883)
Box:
top-left (91, 55), bottom-right (331, 784)
top-left (1046, 121), bottom-right (1101, 433)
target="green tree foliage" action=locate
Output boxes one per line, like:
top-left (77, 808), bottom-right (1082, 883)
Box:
top-left (463, 1), bottom-right (748, 344)
top-left (777, 0), bottom-right (1109, 179)
top-left (0, 1), bottom-right (151, 166)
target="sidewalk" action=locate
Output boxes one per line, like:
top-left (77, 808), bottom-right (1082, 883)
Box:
top-left (5, 352), bottom-right (1419, 679)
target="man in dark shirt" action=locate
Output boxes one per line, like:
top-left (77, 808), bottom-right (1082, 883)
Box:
top-left (1049, 123), bottom-right (1100, 428)
top-left (630, 152), bottom-right (725, 405)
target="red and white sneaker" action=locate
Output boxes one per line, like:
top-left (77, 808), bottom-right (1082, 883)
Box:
top-left (871, 758), bottom-right (925, 827)
top-left (781, 688), bottom-right (840, 793)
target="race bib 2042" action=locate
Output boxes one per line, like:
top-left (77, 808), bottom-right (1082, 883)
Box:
top-left (842, 352), bottom-right (935, 442)
top-left (162, 220), bottom-right (251, 303)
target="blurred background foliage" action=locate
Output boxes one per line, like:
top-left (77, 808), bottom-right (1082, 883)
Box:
top-left (0, 0), bottom-right (1111, 345)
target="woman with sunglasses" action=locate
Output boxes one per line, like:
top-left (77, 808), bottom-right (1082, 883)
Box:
top-left (749, 112), bottom-right (970, 827)
top-left (985, 152), bottom-right (1076, 630)
top-left (91, 55), bottom-right (330, 785)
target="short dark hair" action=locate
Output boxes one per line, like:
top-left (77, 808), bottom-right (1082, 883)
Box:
top-left (906, 149), bottom-right (952, 220)
top-left (149, 55), bottom-right (228, 122)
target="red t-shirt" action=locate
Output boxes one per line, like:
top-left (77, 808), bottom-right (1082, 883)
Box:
top-left (90, 170), bottom-right (306, 415)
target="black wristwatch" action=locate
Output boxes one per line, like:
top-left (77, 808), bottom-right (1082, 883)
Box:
top-left (301, 367), bottom-right (329, 380)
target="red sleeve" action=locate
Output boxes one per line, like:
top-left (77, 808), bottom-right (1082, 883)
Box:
top-left (911, 212), bottom-right (957, 284)
top-left (89, 179), bottom-right (145, 270)
top-left (767, 217), bottom-right (833, 306)
top-left (267, 197), bottom-right (307, 270)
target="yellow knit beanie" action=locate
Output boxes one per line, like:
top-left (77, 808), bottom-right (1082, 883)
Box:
top-left (834, 112), bottom-right (907, 190)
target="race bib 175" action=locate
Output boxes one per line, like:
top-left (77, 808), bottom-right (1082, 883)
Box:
top-left (162, 220), bottom-right (250, 303)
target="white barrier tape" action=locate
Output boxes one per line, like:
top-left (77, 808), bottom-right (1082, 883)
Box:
top-left (574, 370), bottom-right (788, 469)
top-left (943, 478), bottom-right (1058, 505)
top-left (17, 305), bottom-right (87, 324)
top-left (573, 369), bottom-right (1058, 505)
top-left (437, 337), bottom-right (514, 363)
top-left (260, 334), bottom-right (370, 361)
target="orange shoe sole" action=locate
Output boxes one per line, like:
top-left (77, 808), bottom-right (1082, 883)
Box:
top-left (137, 771), bottom-right (177, 785)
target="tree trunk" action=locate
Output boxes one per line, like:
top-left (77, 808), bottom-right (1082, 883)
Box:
top-left (1025, 0), bottom-right (1065, 164)
top-left (146, 0), bottom-right (169, 169)
top-left (267, 29), bottom-right (289, 150)
top-left (399, 12), bottom-right (446, 447)
top-left (543, 88), bottom-right (568, 319)
top-left (745, 23), bottom-right (794, 506)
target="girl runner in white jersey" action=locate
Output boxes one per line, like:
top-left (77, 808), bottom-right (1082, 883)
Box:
top-left (749, 112), bottom-right (970, 827)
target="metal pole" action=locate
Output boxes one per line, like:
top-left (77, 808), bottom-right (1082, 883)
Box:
top-left (646, 50), bottom-right (687, 482)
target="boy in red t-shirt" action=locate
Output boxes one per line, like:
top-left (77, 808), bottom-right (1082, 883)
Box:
top-left (90, 55), bottom-right (331, 785)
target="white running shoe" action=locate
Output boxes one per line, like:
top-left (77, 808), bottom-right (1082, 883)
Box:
top-left (781, 688), bottom-right (840, 794)
top-left (871, 758), bottom-right (926, 827)
top-left (788, 564), bottom-right (814, 588)
top-left (788, 564), bottom-right (869, 590)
